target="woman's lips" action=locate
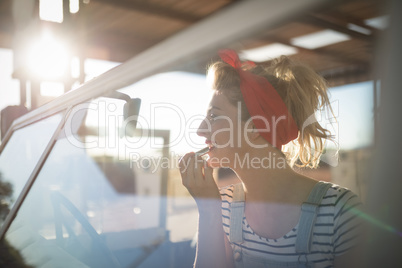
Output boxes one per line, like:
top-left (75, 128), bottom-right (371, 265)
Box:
top-left (205, 140), bottom-right (216, 150)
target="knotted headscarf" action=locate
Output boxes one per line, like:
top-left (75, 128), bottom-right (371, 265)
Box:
top-left (219, 49), bottom-right (298, 149)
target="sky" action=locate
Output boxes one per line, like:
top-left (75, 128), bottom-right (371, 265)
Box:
top-left (0, 49), bottom-right (20, 109)
top-left (0, 48), bottom-right (374, 152)
top-left (328, 81), bottom-right (374, 150)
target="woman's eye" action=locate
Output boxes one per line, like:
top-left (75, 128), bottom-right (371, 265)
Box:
top-left (208, 113), bottom-right (217, 121)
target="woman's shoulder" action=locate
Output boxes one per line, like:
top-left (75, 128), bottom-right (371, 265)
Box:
top-left (219, 184), bottom-right (236, 202)
top-left (322, 183), bottom-right (361, 207)
top-left (318, 182), bottom-right (363, 225)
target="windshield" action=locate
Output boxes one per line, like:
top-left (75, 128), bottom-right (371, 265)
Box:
top-left (2, 90), bottom-right (201, 267)
top-left (0, 113), bottom-right (63, 227)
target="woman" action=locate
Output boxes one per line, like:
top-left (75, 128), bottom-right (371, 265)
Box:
top-left (179, 50), bottom-right (362, 267)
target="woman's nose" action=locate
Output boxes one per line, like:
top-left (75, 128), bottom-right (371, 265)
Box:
top-left (197, 118), bottom-right (210, 137)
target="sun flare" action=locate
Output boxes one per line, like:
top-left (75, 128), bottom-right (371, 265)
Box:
top-left (27, 32), bottom-right (70, 80)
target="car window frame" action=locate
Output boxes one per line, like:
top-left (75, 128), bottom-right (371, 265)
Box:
top-left (0, 108), bottom-right (70, 238)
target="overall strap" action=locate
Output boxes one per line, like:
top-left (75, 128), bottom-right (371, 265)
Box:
top-left (295, 181), bottom-right (332, 253)
top-left (230, 183), bottom-right (245, 243)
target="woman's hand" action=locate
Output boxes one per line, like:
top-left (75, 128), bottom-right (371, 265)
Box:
top-left (179, 153), bottom-right (221, 212)
top-left (180, 153), bottom-right (233, 268)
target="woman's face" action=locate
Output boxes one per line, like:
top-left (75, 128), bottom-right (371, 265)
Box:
top-left (197, 91), bottom-right (250, 168)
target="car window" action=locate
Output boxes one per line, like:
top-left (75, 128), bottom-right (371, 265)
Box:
top-left (2, 96), bottom-right (198, 268)
top-left (0, 113), bottom-right (63, 227)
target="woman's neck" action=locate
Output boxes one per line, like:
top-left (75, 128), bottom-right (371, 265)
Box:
top-left (231, 147), bottom-right (311, 203)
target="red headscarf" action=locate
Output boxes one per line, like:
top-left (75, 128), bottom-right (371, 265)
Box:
top-left (218, 49), bottom-right (298, 149)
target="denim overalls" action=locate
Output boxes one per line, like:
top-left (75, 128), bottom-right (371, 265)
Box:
top-left (229, 182), bottom-right (332, 268)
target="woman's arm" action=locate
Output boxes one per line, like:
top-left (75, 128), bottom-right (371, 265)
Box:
top-left (332, 188), bottom-right (365, 267)
top-left (195, 206), bottom-right (234, 268)
top-left (179, 153), bottom-right (234, 268)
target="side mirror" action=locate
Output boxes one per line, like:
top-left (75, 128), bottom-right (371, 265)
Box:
top-left (123, 98), bottom-right (141, 130)
top-left (104, 91), bottom-right (141, 133)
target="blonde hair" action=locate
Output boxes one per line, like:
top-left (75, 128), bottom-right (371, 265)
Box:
top-left (207, 55), bottom-right (335, 168)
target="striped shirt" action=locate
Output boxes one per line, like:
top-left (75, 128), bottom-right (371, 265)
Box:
top-left (220, 183), bottom-right (363, 267)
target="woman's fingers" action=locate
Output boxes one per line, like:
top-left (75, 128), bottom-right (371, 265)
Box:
top-left (194, 155), bottom-right (205, 186)
top-left (179, 152), bottom-right (195, 187)
top-left (188, 155), bottom-right (196, 175)
top-left (204, 163), bottom-right (215, 186)
top-left (180, 153), bottom-right (221, 210)
top-left (180, 153), bottom-right (210, 187)
top-left (179, 153), bottom-right (189, 172)
top-left (180, 152), bottom-right (219, 202)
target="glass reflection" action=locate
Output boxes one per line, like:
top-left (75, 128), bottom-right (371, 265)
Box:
top-left (0, 113), bottom-right (63, 226)
top-left (3, 96), bottom-right (197, 267)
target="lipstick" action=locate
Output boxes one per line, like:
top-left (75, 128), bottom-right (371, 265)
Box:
top-left (195, 146), bottom-right (210, 156)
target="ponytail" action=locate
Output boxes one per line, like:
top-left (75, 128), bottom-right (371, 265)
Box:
top-left (266, 56), bottom-right (335, 168)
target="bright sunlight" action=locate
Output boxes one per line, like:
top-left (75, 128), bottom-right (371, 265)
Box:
top-left (27, 31), bottom-right (70, 80)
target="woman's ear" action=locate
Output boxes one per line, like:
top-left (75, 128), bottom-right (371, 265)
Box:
top-left (246, 123), bottom-right (260, 141)
top-left (250, 125), bottom-right (261, 140)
